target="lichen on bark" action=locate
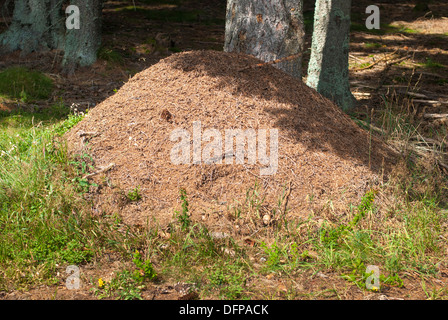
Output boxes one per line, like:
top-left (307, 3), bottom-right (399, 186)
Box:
top-left (62, 0), bottom-right (103, 74)
top-left (0, 0), bottom-right (65, 55)
top-left (306, 0), bottom-right (355, 111)
top-left (0, 0), bottom-right (102, 73)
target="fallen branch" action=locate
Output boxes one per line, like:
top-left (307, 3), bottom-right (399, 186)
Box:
top-left (349, 81), bottom-right (377, 89)
top-left (385, 55), bottom-right (412, 67)
top-left (403, 91), bottom-right (429, 99)
top-left (352, 92), bottom-right (371, 96)
top-left (412, 99), bottom-right (447, 105)
top-left (410, 136), bottom-right (447, 149)
top-left (352, 50), bottom-right (398, 71)
top-left (438, 161), bottom-right (448, 171)
top-left (423, 113), bottom-right (448, 120)
top-left (418, 71), bottom-right (446, 79)
top-left (349, 54), bottom-right (363, 63)
top-left (355, 119), bottom-right (384, 135)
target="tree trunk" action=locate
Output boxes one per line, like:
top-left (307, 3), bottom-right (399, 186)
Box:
top-left (62, 0), bottom-right (103, 74)
top-left (0, 0), bottom-right (65, 55)
top-left (0, 0), bottom-right (102, 73)
top-left (306, 0), bottom-right (355, 111)
top-left (224, 0), bottom-right (305, 79)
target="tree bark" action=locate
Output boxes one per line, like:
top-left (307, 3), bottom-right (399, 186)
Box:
top-left (0, 0), bottom-right (65, 55)
top-left (306, 0), bottom-right (355, 111)
top-left (0, 0), bottom-right (102, 73)
top-left (62, 0), bottom-right (103, 74)
top-left (224, 0), bottom-right (305, 79)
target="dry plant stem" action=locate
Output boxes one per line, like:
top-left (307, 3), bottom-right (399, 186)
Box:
top-left (413, 100), bottom-right (448, 106)
top-left (352, 50), bottom-right (398, 72)
top-left (282, 181), bottom-right (292, 216)
top-left (83, 163), bottom-right (115, 180)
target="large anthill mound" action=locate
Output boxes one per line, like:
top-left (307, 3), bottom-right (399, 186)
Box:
top-left (66, 50), bottom-right (397, 228)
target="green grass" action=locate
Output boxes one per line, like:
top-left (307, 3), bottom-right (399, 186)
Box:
top-left (0, 88), bottom-right (447, 298)
top-left (350, 22), bottom-right (418, 35)
top-left (0, 67), bottom-right (53, 102)
top-left (0, 108), bottom-right (145, 289)
top-left (364, 42), bottom-right (382, 49)
top-left (351, 22), bottom-right (387, 34)
top-left (97, 47), bottom-right (124, 65)
top-left (398, 26), bottom-right (420, 34)
top-left (127, 186), bottom-right (142, 202)
top-left (93, 250), bottom-right (156, 300)
top-left (419, 58), bottom-right (444, 69)
top-left (207, 261), bottom-right (248, 299)
top-left (0, 110), bottom-right (87, 286)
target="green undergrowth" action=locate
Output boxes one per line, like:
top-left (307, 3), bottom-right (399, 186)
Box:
top-left (0, 67), bottom-right (53, 102)
top-left (1, 93), bottom-right (447, 299)
top-left (97, 178), bottom-right (447, 299)
top-left (97, 47), bottom-right (124, 66)
top-left (93, 250), bottom-right (157, 300)
top-left (0, 108), bottom-right (144, 290)
top-left (350, 22), bottom-right (420, 35)
top-left (418, 57), bottom-right (445, 69)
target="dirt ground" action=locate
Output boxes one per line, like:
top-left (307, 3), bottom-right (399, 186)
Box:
top-left (1, 0), bottom-right (447, 300)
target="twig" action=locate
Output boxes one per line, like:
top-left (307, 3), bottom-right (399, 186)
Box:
top-left (423, 113), bottom-right (448, 120)
top-left (355, 119), bottom-right (384, 135)
top-left (401, 91), bottom-right (429, 99)
top-left (78, 131), bottom-right (98, 137)
top-left (418, 71), bottom-right (446, 78)
top-left (385, 55), bottom-right (411, 67)
top-left (78, 131), bottom-right (99, 143)
top-left (352, 50), bottom-right (398, 71)
top-left (282, 181), bottom-right (292, 216)
top-left (412, 99), bottom-right (447, 105)
top-left (349, 81), bottom-right (377, 89)
top-left (410, 136), bottom-right (447, 149)
top-left (438, 161), bottom-right (448, 171)
top-left (83, 163), bottom-right (115, 180)
top-left (349, 54), bottom-right (363, 63)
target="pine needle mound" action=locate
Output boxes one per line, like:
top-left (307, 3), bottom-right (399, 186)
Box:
top-left (66, 50), bottom-right (397, 227)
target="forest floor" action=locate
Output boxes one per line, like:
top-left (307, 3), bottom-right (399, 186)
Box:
top-left (0, 0), bottom-right (447, 301)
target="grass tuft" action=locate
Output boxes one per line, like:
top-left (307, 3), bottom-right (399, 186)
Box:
top-left (0, 67), bottom-right (53, 102)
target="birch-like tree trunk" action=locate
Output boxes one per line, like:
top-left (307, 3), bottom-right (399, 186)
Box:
top-left (306, 0), bottom-right (355, 110)
top-left (224, 0), bottom-right (305, 79)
